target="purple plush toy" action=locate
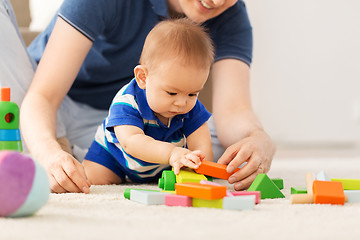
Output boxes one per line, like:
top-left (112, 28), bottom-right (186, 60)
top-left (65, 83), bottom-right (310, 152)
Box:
top-left (0, 151), bottom-right (50, 217)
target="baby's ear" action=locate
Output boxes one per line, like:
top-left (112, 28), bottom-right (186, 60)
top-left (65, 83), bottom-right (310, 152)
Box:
top-left (134, 65), bottom-right (147, 89)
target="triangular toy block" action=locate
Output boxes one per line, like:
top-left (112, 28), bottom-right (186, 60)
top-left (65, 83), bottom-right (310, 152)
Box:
top-left (248, 174), bottom-right (285, 199)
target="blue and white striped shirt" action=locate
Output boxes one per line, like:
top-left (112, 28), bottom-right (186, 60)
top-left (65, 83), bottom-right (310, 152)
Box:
top-left (94, 79), bottom-right (211, 182)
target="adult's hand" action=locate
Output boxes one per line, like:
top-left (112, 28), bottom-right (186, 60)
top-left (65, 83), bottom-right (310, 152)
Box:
top-left (217, 129), bottom-right (276, 190)
top-left (43, 149), bottom-right (91, 193)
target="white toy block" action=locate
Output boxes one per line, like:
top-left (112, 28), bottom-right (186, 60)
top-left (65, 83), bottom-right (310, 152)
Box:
top-left (316, 170), bottom-right (331, 181)
top-left (344, 190), bottom-right (360, 203)
top-left (222, 195), bottom-right (255, 210)
top-left (130, 190), bottom-right (171, 205)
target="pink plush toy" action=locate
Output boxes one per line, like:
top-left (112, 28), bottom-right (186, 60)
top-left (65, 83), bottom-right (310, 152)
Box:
top-left (0, 151), bottom-right (50, 217)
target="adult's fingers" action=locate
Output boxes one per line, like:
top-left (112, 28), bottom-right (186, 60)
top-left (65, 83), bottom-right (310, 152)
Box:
top-left (224, 143), bottom-right (254, 173)
top-left (228, 153), bottom-right (261, 184)
top-left (233, 166), bottom-right (265, 190)
top-left (52, 166), bottom-right (82, 193)
top-left (63, 160), bottom-right (90, 193)
top-left (48, 174), bottom-right (67, 193)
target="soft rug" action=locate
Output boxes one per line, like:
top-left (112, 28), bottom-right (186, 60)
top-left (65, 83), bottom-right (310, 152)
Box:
top-left (1, 152), bottom-right (360, 240)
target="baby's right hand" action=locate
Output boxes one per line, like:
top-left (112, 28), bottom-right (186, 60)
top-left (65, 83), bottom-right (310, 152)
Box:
top-left (169, 148), bottom-right (205, 175)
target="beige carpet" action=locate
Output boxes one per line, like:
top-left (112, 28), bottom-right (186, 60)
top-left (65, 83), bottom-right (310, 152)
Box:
top-left (2, 153), bottom-right (360, 240)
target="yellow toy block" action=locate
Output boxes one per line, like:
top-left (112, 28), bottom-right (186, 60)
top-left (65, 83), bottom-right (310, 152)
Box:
top-left (192, 198), bottom-right (223, 209)
top-left (331, 178), bottom-right (360, 190)
top-left (176, 168), bottom-right (208, 184)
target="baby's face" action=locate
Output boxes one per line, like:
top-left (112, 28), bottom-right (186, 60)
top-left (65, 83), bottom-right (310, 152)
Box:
top-left (145, 61), bottom-right (209, 122)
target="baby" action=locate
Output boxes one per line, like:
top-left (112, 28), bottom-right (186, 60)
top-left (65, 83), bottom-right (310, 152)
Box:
top-left (83, 18), bottom-right (214, 185)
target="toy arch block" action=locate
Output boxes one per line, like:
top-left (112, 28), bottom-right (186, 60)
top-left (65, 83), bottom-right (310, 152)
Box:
top-left (248, 174), bottom-right (285, 199)
top-left (194, 160), bottom-right (239, 180)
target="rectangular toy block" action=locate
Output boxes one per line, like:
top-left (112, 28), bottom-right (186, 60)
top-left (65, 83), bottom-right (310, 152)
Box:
top-left (306, 172), bottom-right (314, 194)
top-left (344, 190), bottom-right (360, 203)
top-left (124, 188), bottom-right (160, 199)
top-left (271, 178), bottom-right (284, 190)
top-left (194, 160), bottom-right (239, 180)
top-left (231, 191), bottom-right (261, 204)
top-left (130, 190), bottom-right (171, 205)
top-left (316, 170), bottom-right (331, 181)
top-left (200, 179), bottom-right (233, 197)
top-left (223, 195), bottom-right (255, 210)
top-left (313, 180), bottom-right (345, 205)
top-left (290, 187), bottom-right (307, 195)
top-left (175, 182), bottom-right (227, 200)
top-left (176, 168), bottom-right (208, 184)
top-left (192, 198), bottom-right (223, 209)
top-left (165, 194), bottom-right (192, 207)
top-left (248, 174), bottom-right (285, 199)
top-left (331, 178), bottom-right (360, 190)
top-left (290, 193), bottom-right (314, 204)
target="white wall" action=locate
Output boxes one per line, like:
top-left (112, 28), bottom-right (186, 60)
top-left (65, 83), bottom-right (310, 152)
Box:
top-left (246, 0), bottom-right (360, 146)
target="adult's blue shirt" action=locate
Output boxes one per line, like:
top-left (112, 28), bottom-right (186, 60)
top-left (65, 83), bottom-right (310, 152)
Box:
top-left (28, 0), bottom-right (253, 110)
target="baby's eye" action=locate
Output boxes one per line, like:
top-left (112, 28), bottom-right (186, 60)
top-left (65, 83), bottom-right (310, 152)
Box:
top-left (189, 93), bottom-right (198, 97)
top-left (167, 92), bottom-right (177, 96)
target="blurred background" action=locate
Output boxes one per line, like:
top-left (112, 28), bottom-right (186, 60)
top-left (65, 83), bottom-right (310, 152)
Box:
top-left (11, 0), bottom-right (360, 153)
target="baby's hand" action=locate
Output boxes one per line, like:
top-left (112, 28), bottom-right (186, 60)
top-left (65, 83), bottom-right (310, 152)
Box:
top-left (169, 148), bottom-right (205, 175)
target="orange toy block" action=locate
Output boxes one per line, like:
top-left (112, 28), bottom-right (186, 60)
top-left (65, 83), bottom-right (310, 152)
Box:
top-left (175, 182), bottom-right (227, 200)
top-left (194, 160), bottom-right (239, 180)
top-left (313, 180), bottom-right (345, 205)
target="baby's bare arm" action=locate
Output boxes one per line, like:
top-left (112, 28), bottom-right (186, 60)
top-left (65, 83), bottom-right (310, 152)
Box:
top-left (186, 122), bottom-right (213, 162)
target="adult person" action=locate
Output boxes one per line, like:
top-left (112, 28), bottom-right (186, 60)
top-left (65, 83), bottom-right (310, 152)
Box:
top-left (18, 0), bottom-right (276, 193)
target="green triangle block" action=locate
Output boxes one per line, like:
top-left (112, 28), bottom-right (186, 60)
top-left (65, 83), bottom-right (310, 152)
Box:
top-left (248, 174), bottom-right (285, 199)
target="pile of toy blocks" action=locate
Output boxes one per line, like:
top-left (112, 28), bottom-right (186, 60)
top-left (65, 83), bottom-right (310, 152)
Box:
top-left (290, 170), bottom-right (360, 205)
top-left (124, 160), bottom-right (285, 210)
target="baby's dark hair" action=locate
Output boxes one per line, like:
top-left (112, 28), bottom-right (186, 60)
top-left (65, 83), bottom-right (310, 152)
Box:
top-left (139, 18), bottom-right (214, 72)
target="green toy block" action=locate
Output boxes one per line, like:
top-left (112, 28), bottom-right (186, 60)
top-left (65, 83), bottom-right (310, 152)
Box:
top-left (124, 188), bottom-right (160, 199)
top-left (271, 178), bottom-right (284, 190)
top-left (248, 174), bottom-right (285, 199)
top-left (331, 178), bottom-right (360, 190)
top-left (291, 187), bottom-right (307, 194)
top-left (158, 170), bottom-right (176, 191)
top-left (176, 168), bottom-right (208, 184)
top-left (192, 198), bottom-right (223, 209)
top-left (0, 140), bottom-right (22, 152)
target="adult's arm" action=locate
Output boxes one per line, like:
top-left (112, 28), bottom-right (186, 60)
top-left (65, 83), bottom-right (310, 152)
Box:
top-left (212, 59), bottom-right (276, 190)
top-left (20, 17), bottom-right (93, 193)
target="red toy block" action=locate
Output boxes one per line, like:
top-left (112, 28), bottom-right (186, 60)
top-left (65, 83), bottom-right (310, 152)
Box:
top-left (313, 180), bottom-right (345, 205)
top-left (194, 160), bottom-right (239, 180)
top-left (165, 194), bottom-right (192, 207)
top-left (231, 191), bottom-right (261, 204)
top-left (175, 182), bottom-right (227, 200)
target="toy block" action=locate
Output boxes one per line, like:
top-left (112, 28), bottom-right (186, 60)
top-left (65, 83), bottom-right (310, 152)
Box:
top-left (271, 178), bottom-right (284, 190)
top-left (291, 187), bottom-right (307, 194)
top-left (165, 194), bottom-right (192, 207)
top-left (316, 170), bottom-right (331, 181)
top-left (194, 160), bottom-right (239, 180)
top-left (123, 188), bottom-right (160, 199)
top-left (176, 168), bottom-right (207, 184)
top-left (313, 180), bottom-right (345, 205)
top-left (158, 170), bottom-right (176, 191)
top-left (306, 172), bottom-right (314, 194)
top-left (248, 174), bottom-right (285, 199)
top-left (344, 190), bottom-right (360, 203)
top-left (331, 178), bottom-right (360, 190)
top-left (175, 182), bottom-right (227, 200)
top-left (231, 191), bottom-right (261, 204)
top-left (223, 195), bottom-right (255, 210)
top-left (0, 88), bottom-right (22, 152)
top-left (130, 190), bottom-right (171, 205)
top-left (200, 179), bottom-right (233, 197)
top-left (192, 198), bottom-right (223, 209)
